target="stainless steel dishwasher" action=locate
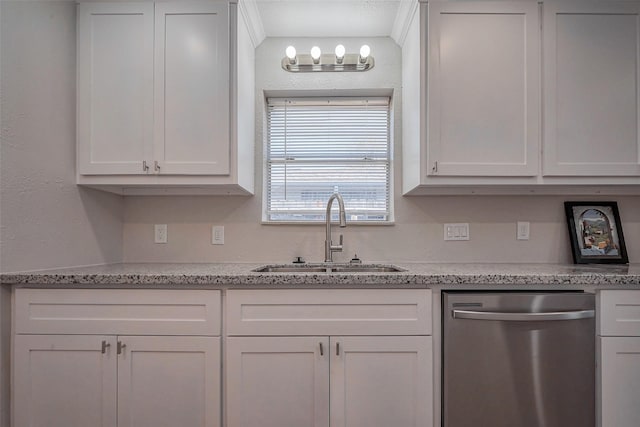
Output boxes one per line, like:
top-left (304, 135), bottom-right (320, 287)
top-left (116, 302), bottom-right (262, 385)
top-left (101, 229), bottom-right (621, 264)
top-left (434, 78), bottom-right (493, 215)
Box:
top-left (442, 291), bottom-right (595, 427)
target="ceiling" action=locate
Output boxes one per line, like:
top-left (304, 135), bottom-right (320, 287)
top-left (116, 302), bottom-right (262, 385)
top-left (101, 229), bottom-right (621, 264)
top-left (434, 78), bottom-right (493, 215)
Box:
top-left (252, 0), bottom-right (407, 38)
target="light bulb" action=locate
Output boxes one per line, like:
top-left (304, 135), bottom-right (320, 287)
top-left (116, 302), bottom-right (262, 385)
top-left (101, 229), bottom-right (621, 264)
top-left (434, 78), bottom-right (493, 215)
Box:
top-left (359, 44), bottom-right (371, 63)
top-left (310, 46), bottom-right (321, 63)
top-left (335, 44), bottom-right (346, 63)
top-left (285, 45), bottom-right (296, 60)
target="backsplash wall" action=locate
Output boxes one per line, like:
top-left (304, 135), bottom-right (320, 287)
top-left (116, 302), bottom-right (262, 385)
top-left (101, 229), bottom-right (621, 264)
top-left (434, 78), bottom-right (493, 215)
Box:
top-left (123, 37), bottom-right (639, 264)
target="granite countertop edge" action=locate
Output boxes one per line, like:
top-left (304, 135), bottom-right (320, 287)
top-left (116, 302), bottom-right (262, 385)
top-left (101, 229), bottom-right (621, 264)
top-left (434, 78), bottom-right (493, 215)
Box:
top-left (1, 263), bottom-right (639, 287)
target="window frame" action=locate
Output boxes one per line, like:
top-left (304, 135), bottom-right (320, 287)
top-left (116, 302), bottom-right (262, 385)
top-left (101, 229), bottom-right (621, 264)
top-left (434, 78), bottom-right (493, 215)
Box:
top-left (261, 94), bottom-right (394, 225)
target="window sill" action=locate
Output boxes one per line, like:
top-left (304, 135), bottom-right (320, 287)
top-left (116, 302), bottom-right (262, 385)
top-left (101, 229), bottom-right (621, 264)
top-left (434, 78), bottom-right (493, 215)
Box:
top-left (261, 220), bottom-right (395, 226)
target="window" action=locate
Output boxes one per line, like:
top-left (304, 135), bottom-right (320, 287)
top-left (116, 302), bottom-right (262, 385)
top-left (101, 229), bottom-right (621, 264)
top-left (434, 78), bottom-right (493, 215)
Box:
top-left (265, 97), bottom-right (391, 223)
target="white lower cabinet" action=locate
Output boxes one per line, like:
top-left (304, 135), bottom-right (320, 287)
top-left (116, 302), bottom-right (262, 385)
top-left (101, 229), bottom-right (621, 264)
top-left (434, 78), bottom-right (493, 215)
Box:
top-left (597, 290), bottom-right (640, 427)
top-left (117, 336), bottom-right (220, 427)
top-left (12, 289), bottom-right (222, 427)
top-left (226, 336), bottom-right (431, 427)
top-left (330, 336), bottom-right (432, 427)
top-left (14, 335), bottom-right (117, 427)
top-left (14, 335), bottom-right (220, 427)
top-left (599, 337), bottom-right (640, 427)
top-left (225, 289), bottom-right (433, 427)
top-left (226, 336), bottom-right (330, 427)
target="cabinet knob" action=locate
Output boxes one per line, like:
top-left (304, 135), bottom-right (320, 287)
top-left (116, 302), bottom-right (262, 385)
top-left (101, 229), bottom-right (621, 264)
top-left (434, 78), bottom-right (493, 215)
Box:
top-left (101, 340), bottom-right (110, 354)
top-left (154, 161), bottom-right (161, 173)
top-left (143, 161), bottom-right (150, 172)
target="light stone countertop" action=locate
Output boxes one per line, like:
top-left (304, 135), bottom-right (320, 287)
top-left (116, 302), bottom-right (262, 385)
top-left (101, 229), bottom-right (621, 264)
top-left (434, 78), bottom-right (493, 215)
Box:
top-left (1, 262), bottom-right (639, 287)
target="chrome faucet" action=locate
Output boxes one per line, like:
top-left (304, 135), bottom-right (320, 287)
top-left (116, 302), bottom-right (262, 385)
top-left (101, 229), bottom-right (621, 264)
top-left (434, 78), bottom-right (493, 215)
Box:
top-left (325, 193), bottom-right (347, 262)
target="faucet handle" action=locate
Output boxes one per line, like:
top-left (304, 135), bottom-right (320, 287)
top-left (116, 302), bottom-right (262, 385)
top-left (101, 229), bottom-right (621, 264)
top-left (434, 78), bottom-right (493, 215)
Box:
top-left (331, 234), bottom-right (343, 252)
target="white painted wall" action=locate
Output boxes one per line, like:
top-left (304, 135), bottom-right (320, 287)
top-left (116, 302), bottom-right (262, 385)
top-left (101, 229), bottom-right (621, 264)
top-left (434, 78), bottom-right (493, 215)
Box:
top-left (122, 36), bottom-right (640, 264)
top-left (0, 1), bottom-right (124, 274)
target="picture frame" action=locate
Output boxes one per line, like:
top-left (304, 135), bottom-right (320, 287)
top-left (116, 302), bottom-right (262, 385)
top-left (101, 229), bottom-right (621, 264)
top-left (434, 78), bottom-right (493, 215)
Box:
top-left (564, 201), bottom-right (628, 264)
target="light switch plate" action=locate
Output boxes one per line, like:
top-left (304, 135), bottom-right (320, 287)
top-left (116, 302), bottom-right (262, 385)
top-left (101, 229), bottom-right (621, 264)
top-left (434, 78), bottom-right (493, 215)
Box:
top-left (212, 226), bottom-right (224, 245)
top-left (154, 224), bottom-right (167, 244)
top-left (444, 223), bottom-right (469, 241)
top-left (517, 221), bottom-right (530, 240)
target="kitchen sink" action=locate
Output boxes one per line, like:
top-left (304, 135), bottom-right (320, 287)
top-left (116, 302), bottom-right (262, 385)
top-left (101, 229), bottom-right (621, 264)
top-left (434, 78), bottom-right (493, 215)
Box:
top-left (253, 264), bottom-right (405, 273)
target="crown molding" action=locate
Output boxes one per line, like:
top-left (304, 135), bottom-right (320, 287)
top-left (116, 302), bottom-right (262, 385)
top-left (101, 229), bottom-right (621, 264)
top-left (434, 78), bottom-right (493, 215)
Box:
top-left (391, 0), bottom-right (419, 47)
top-left (238, 0), bottom-right (266, 47)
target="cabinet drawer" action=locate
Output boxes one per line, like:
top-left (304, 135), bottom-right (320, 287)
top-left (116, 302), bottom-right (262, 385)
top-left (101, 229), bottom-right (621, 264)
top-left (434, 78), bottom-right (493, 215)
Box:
top-left (226, 289), bottom-right (432, 336)
top-left (598, 290), bottom-right (640, 336)
top-left (15, 289), bottom-right (221, 336)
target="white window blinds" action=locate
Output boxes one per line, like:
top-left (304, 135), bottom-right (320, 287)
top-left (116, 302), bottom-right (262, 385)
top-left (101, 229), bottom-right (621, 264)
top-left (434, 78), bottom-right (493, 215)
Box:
top-left (266, 97), bottom-right (391, 222)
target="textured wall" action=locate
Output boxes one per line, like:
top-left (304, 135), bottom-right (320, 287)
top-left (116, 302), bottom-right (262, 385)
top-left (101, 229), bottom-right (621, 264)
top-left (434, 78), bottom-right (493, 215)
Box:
top-left (0, 0), bottom-right (124, 274)
top-left (122, 36), bottom-right (639, 264)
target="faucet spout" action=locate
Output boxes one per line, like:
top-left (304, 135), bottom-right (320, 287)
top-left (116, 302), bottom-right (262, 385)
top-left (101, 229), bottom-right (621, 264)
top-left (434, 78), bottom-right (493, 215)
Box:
top-left (325, 193), bottom-right (347, 262)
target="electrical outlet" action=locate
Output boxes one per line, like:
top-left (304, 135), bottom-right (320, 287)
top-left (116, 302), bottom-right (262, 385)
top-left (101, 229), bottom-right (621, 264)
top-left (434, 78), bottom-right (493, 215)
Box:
top-left (444, 223), bottom-right (469, 241)
top-left (517, 221), bottom-right (530, 240)
top-left (154, 224), bottom-right (167, 244)
top-left (212, 226), bottom-right (224, 245)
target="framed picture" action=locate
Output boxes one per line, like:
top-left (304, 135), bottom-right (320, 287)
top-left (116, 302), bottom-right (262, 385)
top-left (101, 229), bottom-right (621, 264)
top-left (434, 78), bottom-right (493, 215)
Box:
top-left (564, 201), bottom-right (628, 264)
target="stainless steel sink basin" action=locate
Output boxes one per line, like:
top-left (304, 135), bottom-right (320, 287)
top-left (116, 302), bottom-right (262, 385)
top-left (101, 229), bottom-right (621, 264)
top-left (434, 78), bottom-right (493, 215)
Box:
top-left (253, 264), bottom-right (405, 273)
top-left (330, 265), bottom-right (404, 273)
top-left (253, 265), bottom-right (332, 273)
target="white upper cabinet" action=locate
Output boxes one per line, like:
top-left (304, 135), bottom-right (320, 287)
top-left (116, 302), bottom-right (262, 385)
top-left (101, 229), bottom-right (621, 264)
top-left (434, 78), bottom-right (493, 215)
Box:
top-left (77, 1), bottom-right (255, 195)
top-left (402, 0), bottom-right (640, 195)
top-left (543, 1), bottom-right (640, 177)
top-left (154, 2), bottom-right (229, 175)
top-left (427, 1), bottom-right (540, 177)
top-left (77, 2), bottom-right (154, 175)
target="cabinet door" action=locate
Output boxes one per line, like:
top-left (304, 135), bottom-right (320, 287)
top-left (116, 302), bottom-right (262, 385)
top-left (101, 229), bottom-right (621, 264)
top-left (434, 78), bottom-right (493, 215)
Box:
top-left (544, 2), bottom-right (640, 176)
top-left (226, 337), bottom-right (330, 427)
top-left (117, 336), bottom-right (220, 427)
top-left (77, 2), bottom-right (154, 175)
top-left (330, 336), bottom-right (432, 427)
top-left (154, 2), bottom-right (230, 175)
top-left (13, 335), bottom-right (117, 427)
top-left (599, 337), bottom-right (640, 427)
top-left (427, 1), bottom-right (540, 177)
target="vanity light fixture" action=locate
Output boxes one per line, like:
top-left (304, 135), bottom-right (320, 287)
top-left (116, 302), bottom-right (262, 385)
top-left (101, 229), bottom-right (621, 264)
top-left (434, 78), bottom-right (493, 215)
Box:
top-left (282, 44), bottom-right (374, 72)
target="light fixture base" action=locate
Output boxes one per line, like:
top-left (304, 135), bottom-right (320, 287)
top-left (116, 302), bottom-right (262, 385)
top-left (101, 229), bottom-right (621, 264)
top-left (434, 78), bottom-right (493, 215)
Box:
top-left (281, 53), bottom-right (374, 72)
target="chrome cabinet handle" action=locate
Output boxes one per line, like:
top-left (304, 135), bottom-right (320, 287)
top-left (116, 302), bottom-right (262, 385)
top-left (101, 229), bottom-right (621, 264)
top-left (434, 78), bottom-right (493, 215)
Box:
top-left (154, 161), bottom-right (161, 172)
top-left (143, 161), bottom-right (149, 172)
top-left (101, 340), bottom-right (110, 354)
top-left (319, 342), bottom-right (324, 356)
top-left (452, 309), bottom-right (595, 322)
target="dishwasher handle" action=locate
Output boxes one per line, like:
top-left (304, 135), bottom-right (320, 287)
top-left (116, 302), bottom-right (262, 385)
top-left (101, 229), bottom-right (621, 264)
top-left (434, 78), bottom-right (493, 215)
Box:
top-left (452, 309), bottom-right (595, 322)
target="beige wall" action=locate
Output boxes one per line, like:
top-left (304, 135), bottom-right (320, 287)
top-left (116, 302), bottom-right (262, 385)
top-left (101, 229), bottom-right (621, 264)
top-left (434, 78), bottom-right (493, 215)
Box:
top-left (1, 4), bottom-right (124, 422)
top-left (123, 37), bottom-right (639, 264)
top-left (122, 194), bottom-right (639, 264)
top-left (0, 1), bottom-right (124, 274)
